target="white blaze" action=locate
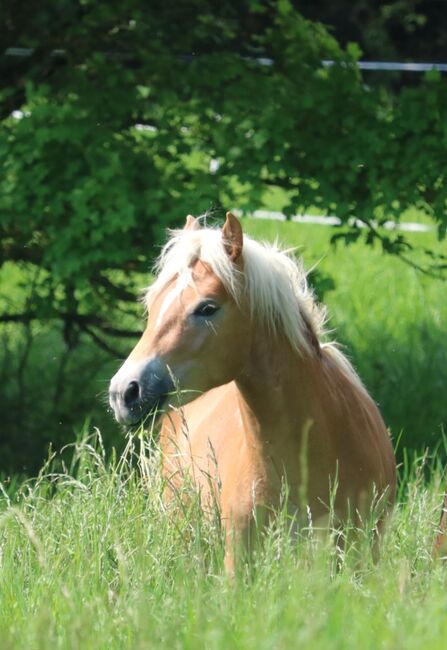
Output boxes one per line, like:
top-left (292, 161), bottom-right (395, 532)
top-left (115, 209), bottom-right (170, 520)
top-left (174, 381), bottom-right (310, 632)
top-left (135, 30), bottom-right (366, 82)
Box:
top-left (155, 274), bottom-right (191, 328)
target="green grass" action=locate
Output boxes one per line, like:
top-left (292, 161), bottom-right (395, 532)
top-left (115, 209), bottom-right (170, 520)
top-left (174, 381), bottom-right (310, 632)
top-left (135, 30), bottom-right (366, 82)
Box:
top-left (0, 434), bottom-right (446, 650)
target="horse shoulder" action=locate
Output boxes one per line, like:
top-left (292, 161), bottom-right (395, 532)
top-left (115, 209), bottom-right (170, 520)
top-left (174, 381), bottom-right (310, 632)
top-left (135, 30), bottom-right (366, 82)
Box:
top-left (159, 382), bottom-right (267, 525)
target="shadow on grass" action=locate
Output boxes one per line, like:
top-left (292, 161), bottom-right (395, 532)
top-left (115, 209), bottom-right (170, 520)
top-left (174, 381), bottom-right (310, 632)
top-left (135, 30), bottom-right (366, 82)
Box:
top-left (339, 318), bottom-right (447, 463)
top-left (0, 322), bottom-right (128, 475)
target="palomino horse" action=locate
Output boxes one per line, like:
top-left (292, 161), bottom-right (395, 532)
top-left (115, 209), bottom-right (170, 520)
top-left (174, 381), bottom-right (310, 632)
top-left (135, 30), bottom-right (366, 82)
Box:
top-left (109, 212), bottom-right (396, 570)
top-left (433, 492), bottom-right (447, 558)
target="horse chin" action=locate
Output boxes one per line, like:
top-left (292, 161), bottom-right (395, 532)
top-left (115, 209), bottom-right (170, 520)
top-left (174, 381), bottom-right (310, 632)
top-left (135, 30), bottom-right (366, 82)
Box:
top-left (124, 397), bottom-right (169, 432)
top-left (127, 388), bottom-right (202, 430)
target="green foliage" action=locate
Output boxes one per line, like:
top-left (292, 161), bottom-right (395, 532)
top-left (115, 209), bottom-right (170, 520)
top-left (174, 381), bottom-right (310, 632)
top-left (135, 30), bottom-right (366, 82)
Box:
top-left (1, 1), bottom-right (446, 471)
top-left (1, 1), bottom-right (446, 340)
top-left (0, 435), bottom-right (446, 649)
top-left (0, 316), bottom-right (119, 474)
top-left (299, 0), bottom-right (447, 62)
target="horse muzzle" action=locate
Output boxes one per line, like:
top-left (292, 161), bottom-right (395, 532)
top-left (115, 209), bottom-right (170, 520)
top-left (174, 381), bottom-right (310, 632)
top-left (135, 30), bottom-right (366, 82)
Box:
top-left (109, 357), bottom-right (175, 426)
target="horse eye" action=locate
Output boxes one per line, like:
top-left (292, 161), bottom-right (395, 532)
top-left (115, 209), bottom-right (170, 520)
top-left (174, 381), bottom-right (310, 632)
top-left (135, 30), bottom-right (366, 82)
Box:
top-left (193, 301), bottom-right (220, 317)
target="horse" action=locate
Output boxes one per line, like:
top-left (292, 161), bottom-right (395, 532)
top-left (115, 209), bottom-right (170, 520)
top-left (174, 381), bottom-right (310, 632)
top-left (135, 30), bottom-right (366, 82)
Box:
top-left (109, 212), bottom-right (397, 571)
top-left (433, 491), bottom-right (447, 558)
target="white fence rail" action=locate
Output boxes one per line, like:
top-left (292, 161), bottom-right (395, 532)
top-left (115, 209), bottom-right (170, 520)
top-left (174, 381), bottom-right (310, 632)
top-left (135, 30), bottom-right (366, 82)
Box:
top-left (3, 48), bottom-right (447, 73)
top-left (238, 209), bottom-right (432, 233)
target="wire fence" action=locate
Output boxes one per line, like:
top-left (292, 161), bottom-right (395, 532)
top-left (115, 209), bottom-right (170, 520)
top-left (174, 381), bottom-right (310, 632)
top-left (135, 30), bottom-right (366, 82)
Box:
top-left (3, 47), bottom-right (447, 73)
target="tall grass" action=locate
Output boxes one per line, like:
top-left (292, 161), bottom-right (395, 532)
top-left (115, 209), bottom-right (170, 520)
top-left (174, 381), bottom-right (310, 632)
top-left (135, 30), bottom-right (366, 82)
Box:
top-left (0, 432), bottom-right (446, 650)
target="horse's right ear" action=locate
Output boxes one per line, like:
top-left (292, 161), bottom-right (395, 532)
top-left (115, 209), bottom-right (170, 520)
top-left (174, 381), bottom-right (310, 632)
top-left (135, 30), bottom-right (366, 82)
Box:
top-left (184, 215), bottom-right (200, 231)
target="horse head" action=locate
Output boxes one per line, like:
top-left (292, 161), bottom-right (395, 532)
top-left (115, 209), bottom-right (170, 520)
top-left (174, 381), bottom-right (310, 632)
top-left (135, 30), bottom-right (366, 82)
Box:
top-left (109, 213), bottom-right (250, 426)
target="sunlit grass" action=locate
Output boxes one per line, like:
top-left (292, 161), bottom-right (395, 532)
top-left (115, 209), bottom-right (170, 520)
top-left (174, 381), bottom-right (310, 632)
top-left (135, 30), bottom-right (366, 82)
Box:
top-left (0, 432), bottom-right (446, 649)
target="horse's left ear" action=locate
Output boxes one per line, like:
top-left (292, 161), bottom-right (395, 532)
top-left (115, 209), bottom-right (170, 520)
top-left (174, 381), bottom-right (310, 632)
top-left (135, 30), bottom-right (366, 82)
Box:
top-left (222, 212), bottom-right (243, 262)
top-left (184, 215), bottom-right (200, 231)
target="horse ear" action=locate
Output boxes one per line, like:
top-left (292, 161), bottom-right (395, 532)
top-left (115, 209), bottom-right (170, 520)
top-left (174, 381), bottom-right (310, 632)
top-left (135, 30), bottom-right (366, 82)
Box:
top-left (184, 215), bottom-right (200, 231)
top-left (222, 212), bottom-right (243, 262)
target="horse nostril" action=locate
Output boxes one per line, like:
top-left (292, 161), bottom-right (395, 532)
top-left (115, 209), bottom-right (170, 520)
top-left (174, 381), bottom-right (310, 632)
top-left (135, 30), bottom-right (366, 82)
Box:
top-left (124, 380), bottom-right (140, 407)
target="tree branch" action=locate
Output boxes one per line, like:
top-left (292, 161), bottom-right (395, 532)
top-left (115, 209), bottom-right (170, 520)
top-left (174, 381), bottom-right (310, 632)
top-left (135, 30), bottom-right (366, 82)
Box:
top-left (78, 324), bottom-right (124, 357)
top-left (93, 273), bottom-right (138, 302)
top-left (357, 218), bottom-right (447, 281)
top-left (0, 312), bottom-right (141, 338)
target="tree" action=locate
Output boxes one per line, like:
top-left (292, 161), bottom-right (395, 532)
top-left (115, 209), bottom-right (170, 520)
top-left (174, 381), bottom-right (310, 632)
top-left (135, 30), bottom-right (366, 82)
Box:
top-left (298, 0), bottom-right (447, 63)
top-left (1, 0), bottom-right (446, 349)
top-left (1, 0), bottom-right (446, 471)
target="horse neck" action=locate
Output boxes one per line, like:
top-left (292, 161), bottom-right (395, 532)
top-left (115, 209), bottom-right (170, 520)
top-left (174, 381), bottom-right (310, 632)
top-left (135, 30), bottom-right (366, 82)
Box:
top-left (236, 328), bottom-right (323, 441)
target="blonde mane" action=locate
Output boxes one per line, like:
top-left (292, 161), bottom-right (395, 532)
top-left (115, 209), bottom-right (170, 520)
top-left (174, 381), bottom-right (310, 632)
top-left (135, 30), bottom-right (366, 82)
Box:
top-left (146, 224), bottom-right (327, 355)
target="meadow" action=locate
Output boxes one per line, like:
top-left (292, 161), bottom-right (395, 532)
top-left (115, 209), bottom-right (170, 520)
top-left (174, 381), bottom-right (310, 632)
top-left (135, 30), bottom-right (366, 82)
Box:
top-left (0, 434), bottom-right (446, 650)
top-left (1, 215), bottom-right (446, 648)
